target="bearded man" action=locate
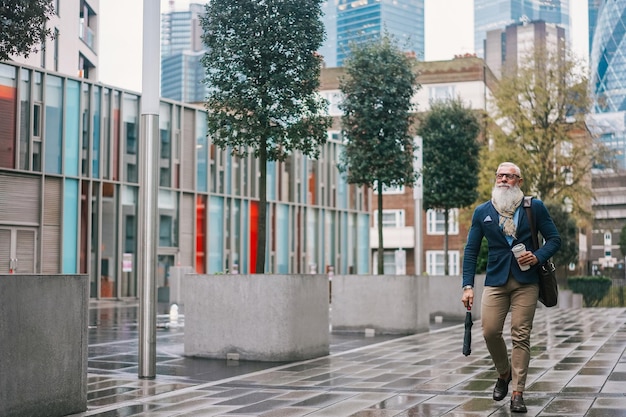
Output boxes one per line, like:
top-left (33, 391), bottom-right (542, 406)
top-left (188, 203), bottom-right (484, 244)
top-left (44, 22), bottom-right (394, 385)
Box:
top-left (461, 162), bottom-right (560, 413)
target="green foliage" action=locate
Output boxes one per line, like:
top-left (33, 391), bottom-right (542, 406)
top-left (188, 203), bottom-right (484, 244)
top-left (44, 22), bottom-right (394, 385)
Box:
top-left (619, 224), bottom-right (626, 258)
top-left (201, 0), bottom-right (330, 162)
top-left (201, 0), bottom-right (331, 273)
top-left (417, 98), bottom-right (481, 275)
top-left (475, 237), bottom-right (488, 274)
top-left (0, 0), bottom-right (55, 61)
top-left (567, 276), bottom-right (612, 307)
top-left (337, 34), bottom-right (420, 190)
top-left (480, 46), bottom-right (599, 223)
top-left (544, 202), bottom-right (578, 272)
top-left (337, 34), bottom-right (419, 274)
top-left (418, 98), bottom-right (481, 211)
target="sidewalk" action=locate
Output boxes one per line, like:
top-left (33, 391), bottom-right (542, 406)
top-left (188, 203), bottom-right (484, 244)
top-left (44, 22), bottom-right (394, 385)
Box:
top-left (71, 302), bottom-right (626, 416)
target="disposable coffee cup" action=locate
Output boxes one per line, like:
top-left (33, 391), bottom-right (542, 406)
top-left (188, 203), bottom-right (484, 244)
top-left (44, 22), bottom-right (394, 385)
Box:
top-left (512, 243), bottom-right (530, 271)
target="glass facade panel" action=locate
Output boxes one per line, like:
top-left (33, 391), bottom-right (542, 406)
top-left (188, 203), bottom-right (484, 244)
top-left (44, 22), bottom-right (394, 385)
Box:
top-left (18, 68), bottom-right (30, 170)
top-left (81, 83), bottom-right (90, 176)
top-left (92, 86), bottom-right (101, 178)
top-left (123, 94), bottom-right (139, 183)
top-left (159, 102), bottom-right (172, 187)
top-left (357, 213), bottom-right (370, 273)
top-left (62, 178), bottom-right (79, 273)
top-left (276, 203), bottom-right (289, 273)
top-left (196, 110), bottom-right (207, 192)
top-left (44, 75), bottom-right (63, 174)
top-left (158, 190), bottom-right (178, 247)
top-left (208, 196), bottom-right (224, 273)
top-left (65, 79), bottom-right (80, 176)
top-left (122, 185), bottom-right (138, 297)
top-left (0, 64), bottom-right (16, 169)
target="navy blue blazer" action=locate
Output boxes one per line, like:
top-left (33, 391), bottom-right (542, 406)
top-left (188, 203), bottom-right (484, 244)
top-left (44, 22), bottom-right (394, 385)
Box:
top-left (462, 197), bottom-right (561, 288)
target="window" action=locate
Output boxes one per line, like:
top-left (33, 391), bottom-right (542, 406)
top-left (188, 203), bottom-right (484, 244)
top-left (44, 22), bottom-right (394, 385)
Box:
top-left (426, 208), bottom-right (459, 234)
top-left (429, 85), bottom-right (455, 101)
top-left (373, 249), bottom-right (406, 275)
top-left (373, 209), bottom-right (405, 228)
top-left (426, 250), bottom-right (460, 275)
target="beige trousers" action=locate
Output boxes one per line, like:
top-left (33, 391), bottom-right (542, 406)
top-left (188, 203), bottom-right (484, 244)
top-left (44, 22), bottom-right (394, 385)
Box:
top-left (481, 275), bottom-right (539, 393)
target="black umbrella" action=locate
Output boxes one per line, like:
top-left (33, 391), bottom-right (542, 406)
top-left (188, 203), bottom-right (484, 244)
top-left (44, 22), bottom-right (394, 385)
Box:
top-left (463, 306), bottom-right (473, 356)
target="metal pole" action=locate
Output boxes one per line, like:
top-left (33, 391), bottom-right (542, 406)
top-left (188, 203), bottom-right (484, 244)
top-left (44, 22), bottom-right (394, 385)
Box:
top-left (414, 136), bottom-right (423, 275)
top-left (138, 0), bottom-right (160, 379)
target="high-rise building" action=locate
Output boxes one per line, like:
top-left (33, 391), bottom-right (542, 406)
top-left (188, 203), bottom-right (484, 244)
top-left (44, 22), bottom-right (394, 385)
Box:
top-left (160, 2), bottom-right (208, 103)
top-left (10, 0), bottom-right (99, 80)
top-left (320, 0), bottom-right (424, 68)
top-left (485, 20), bottom-right (566, 78)
top-left (474, 0), bottom-right (569, 58)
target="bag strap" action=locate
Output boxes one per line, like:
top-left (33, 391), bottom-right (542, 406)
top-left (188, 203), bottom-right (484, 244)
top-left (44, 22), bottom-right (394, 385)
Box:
top-left (523, 196), bottom-right (540, 251)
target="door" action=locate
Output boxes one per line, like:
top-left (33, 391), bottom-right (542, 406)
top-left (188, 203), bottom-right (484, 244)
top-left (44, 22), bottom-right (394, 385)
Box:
top-left (0, 227), bottom-right (37, 273)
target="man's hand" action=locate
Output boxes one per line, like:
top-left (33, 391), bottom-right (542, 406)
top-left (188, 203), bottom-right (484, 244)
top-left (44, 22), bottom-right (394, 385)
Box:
top-left (461, 287), bottom-right (474, 310)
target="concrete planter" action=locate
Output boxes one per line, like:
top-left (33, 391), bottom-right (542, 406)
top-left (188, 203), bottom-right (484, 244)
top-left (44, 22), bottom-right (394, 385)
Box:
top-left (331, 274), bottom-right (430, 334)
top-left (183, 274), bottom-right (329, 361)
top-left (0, 274), bottom-right (88, 417)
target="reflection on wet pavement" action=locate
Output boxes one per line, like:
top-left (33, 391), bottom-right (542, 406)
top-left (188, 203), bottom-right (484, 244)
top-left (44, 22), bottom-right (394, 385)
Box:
top-left (68, 302), bottom-right (626, 416)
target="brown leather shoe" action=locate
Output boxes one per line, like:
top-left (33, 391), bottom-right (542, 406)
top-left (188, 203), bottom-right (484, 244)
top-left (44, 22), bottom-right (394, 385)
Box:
top-left (510, 393), bottom-right (527, 413)
top-left (492, 373), bottom-right (512, 401)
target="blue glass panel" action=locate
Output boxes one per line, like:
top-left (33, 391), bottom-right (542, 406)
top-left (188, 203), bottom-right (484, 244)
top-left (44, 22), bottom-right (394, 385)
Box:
top-left (208, 196), bottom-right (224, 273)
top-left (276, 204), bottom-right (289, 273)
top-left (92, 87), bottom-right (101, 178)
top-left (341, 212), bottom-right (348, 273)
top-left (64, 80), bottom-right (80, 176)
top-left (196, 111), bottom-right (207, 192)
top-left (44, 75), bottom-right (63, 174)
top-left (357, 213), bottom-right (370, 273)
top-left (62, 178), bottom-right (79, 273)
top-left (267, 161), bottom-right (276, 201)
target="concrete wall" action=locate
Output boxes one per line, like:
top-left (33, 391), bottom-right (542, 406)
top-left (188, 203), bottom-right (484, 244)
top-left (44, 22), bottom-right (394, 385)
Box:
top-left (0, 274), bottom-right (88, 417)
top-left (331, 275), bottom-right (430, 334)
top-left (183, 274), bottom-right (329, 361)
top-left (331, 274), bottom-right (485, 334)
top-left (427, 274), bottom-right (485, 321)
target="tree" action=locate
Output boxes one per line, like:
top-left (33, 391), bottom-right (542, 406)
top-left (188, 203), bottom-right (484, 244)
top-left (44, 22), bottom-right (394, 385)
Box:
top-left (338, 35), bottom-right (419, 275)
top-left (417, 98), bottom-right (481, 275)
top-left (545, 201), bottom-right (578, 276)
top-left (0, 0), bottom-right (55, 61)
top-left (480, 46), bottom-right (600, 222)
top-left (201, 0), bottom-right (331, 273)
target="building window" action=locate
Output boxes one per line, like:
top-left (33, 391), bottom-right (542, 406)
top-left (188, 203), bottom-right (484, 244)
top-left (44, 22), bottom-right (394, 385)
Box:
top-left (429, 85), bottom-right (455, 101)
top-left (373, 209), bottom-right (405, 228)
top-left (426, 208), bottom-right (459, 235)
top-left (373, 249), bottom-right (406, 275)
top-left (426, 250), bottom-right (460, 275)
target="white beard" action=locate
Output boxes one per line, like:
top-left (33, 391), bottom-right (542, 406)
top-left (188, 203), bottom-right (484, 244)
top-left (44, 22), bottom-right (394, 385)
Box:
top-left (492, 184), bottom-right (522, 209)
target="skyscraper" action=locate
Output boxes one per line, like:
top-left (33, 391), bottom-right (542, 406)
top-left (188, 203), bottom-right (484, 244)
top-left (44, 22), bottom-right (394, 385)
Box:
top-left (474, 0), bottom-right (570, 58)
top-left (588, 0), bottom-right (626, 170)
top-left (160, 2), bottom-right (208, 103)
top-left (485, 20), bottom-right (566, 78)
top-left (320, 0), bottom-right (424, 67)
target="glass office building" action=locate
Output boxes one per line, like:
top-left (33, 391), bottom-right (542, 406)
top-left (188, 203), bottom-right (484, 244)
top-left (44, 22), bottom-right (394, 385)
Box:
top-left (160, 3), bottom-right (208, 102)
top-left (474, 0), bottom-right (569, 58)
top-left (321, 0), bottom-right (424, 67)
top-left (588, 0), bottom-right (626, 170)
top-left (0, 61), bottom-right (371, 298)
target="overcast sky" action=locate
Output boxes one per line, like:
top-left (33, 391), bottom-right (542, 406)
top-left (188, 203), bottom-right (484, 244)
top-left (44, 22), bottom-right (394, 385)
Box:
top-left (99, 0), bottom-right (588, 92)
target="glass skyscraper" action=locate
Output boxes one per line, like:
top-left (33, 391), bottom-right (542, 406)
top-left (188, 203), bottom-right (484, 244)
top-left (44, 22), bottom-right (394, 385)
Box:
top-left (588, 0), bottom-right (626, 170)
top-left (160, 3), bottom-right (208, 103)
top-left (474, 0), bottom-right (570, 58)
top-left (320, 0), bottom-right (424, 67)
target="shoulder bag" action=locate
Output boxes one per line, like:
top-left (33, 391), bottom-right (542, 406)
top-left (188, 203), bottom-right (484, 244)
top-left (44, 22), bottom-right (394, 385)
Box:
top-left (523, 196), bottom-right (558, 307)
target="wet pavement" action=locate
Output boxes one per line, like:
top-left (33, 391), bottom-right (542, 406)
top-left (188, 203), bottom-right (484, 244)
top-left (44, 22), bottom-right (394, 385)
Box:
top-left (70, 301), bottom-right (626, 416)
